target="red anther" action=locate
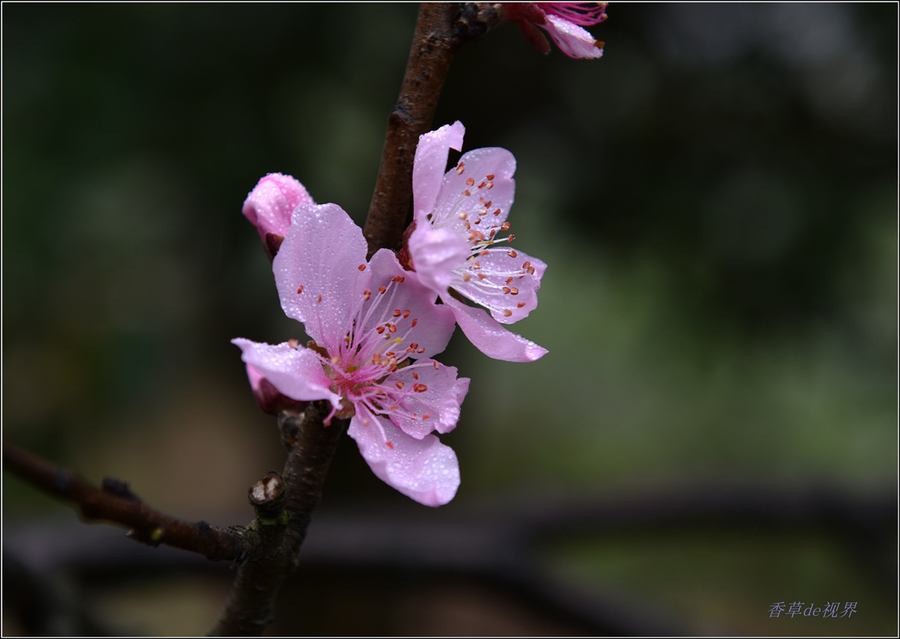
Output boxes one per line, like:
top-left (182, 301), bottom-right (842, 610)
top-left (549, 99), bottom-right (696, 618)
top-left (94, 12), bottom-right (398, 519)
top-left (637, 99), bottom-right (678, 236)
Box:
top-left (316, 294), bottom-right (322, 303)
top-left (484, 200), bottom-right (492, 208)
top-left (376, 326), bottom-right (385, 334)
top-left (456, 162), bottom-right (465, 175)
top-left (477, 273), bottom-right (487, 279)
top-left (395, 382), bottom-right (405, 390)
top-left (297, 285), bottom-right (304, 294)
top-left (363, 290), bottom-right (371, 301)
top-left (390, 365), bottom-right (398, 372)
top-left (433, 361), bottom-right (439, 369)
top-left (462, 189), bottom-right (471, 197)
top-left (517, 302), bottom-right (526, 308)
top-left (501, 222), bottom-right (511, 231)
top-left (508, 250), bottom-right (517, 258)
top-left (474, 261), bottom-right (481, 269)
top-left (480, 250), bottom-right (489, 256)
top-left (462, 272), bottom-right (471, 282)
top-left (477, 181), bottom-right (487, 189)
top-left (358, 264), bottom-right (366, 271)
top-left (378, 286), bottom-right (387, 294)
top-left (510, 287), bottom-right (519, 295)
top-left (486, 174), bottom-right (495, 180)
top-left (413, 383), bottom-right (428, 393)
top-left (422, 413), bottom-right (431, 420)
top-left (503, 287), bottom-right (511, 294)
top-left (508, 234), bottom-right (516, 241)
top-left (417, 347), bottom-right (424, 354)
top-left (493, 208), bottom-right (501, 216)
top-left (388, 324), bottom-right (397, 333)
top-left (409, 342), bottom-right (418, 350)
top-left (503, 309), bottom-right (512, 317)
top-left (458, 212), bottom-right (467, 220)
top-left (288, 338), bottom-right (299, 348)
top-left (466, 177), bottom-right (475, 186)
top-left (473, 217), bottom-right (481, 225)
top-left (522, 261), bottom-right (531, 270)
top-left (402, 310), bottom-right (410, 318)
top-left (486, 181), bottom-right (494, 189)
top-left (385, 442), bottom-right (394, 449)
top-left (393, 309), bottom-right (402, 317)
top-left (392, 275), bottom-right (405, 283)
top-left (527, 265), bottom-right (535, 275)
top-left (489, 229), bottom-right (497, 239)
top-left (412, 372), bottom-right (419, 380)
top-left (411, 318), bottom-right (418, 327)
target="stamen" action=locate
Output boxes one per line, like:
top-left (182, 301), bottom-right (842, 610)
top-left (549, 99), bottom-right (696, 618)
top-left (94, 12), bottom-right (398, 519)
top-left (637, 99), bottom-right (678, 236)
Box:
top-left (466, 177), bottom-right (474, 186)
top-left (358, 264), bottom-right (366, 271)
top-left (503, 309), bottom-right (512, 317)
top-left (413, 383), bottom-right (428, 393)
top-left (486, 174), bottom-right (494, 180)
top-left (297, 285), bottom-right (304, 294)
top-left (386, 441), bottom-right (394, 449)
top-left (456, 162), bottom-right (465, 175)
top-left (517, 302), bottom-right (526, 308)
top-left (378, 286), bottom-right (387, 295)
top-left (363, 289), bottom-right (371, 301)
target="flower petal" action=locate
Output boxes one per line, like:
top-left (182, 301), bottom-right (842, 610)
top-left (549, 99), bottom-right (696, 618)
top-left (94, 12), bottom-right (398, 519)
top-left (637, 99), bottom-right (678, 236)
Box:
top-left (348, 405), bottom-right (460, 506)
top-left (407, 225), bottom-right (470, 296)
top-left (387, 361), bottom-right (469, 439)
top-left (359, 248), bottom-right (456, 361)
top-left (453, 249), bottom-right (546, 324)
top-left (232, 338), bottom-right (341, 410)
top-left (432, 147), bottom-right (516, 229)
top-left (274, 203), bottom-right (370, 347)
top-left (543, 14), bottom-right (604, 59)
top-left (413, 121), bottom-right (465, 223)
top-left (242, 173), bottom-right (315, 240)
top-left (443, 296), bottom-right (548, 362)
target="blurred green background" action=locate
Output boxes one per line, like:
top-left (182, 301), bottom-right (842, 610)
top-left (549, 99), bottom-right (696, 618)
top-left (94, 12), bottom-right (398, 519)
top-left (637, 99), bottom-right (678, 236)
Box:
top-left (3, 2), bottom-right (896, 636)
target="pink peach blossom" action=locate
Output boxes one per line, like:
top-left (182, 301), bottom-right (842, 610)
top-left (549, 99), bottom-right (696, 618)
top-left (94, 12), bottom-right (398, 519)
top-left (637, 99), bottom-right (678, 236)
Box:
top-left (234, 202), bottom-right (468, 506)
top-left (407, 122), bottom-right (548, 363)
top-left (503, 2), bottom-right (607, 59)
top-left (242, 173), bottom-right (315, 259)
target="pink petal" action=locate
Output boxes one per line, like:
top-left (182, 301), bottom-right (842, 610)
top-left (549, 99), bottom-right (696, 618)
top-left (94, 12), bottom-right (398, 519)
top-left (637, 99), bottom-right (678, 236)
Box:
top-left (432, 147), bottom-right (516, 229)
top-left (360, 248), bottom-right (456, 361)
top-left (413, 121), bottom-right (465, 223)
top-left (386, 361), bottom-right (469, 439)
top-left (407, 225), bottom-right (470, 295)
top-left (348, 405), bottom-right (460, 507)
top-left (242, 173), bottom-right (315, 240)
top-left (543, 14), bottom-right (604, 58)
top-left (453, 249), bottom-right (546, 324)
top-left (444, 296), bottom-right (548, 362)
top-left (232, 338), bottom-right (341, 410)
top-left (274, 203), bottom-right (370, 347)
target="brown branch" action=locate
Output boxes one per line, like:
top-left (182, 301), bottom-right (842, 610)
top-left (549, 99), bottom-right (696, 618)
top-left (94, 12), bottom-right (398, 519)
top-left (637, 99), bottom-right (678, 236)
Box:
top-left (2, 439), bottom-right (242, 563)
top-left (210, 402), bottom-right (346, 636)
top-left (363, 2), bottom-right (501, 257)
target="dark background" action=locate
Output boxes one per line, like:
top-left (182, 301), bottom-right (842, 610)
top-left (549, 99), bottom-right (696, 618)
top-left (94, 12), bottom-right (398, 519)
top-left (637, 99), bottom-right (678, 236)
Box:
top-left (3, 3), bottom-right (897, 635)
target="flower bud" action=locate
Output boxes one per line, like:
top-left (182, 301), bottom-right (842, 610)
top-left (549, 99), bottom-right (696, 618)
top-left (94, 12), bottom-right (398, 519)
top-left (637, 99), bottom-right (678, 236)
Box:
top-left (242, 173), bottom-right (315, 260)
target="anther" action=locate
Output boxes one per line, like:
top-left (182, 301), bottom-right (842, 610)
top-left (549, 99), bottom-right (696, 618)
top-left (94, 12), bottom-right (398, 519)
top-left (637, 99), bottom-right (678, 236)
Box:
top-left (393, 309), bottom-right (402, 317)
top-left (477, 273), bottom-right (487, 279)
top-left (411, 319), bottom-right (418, 327)
top-left (433, 361), bottom-right (439, 369)
top-left (462, 189), bottom-right (471, 197)
top-left (316, 294), bottom-right (322, 303)
top-left (510, 287), bottom-right (519, 295)
top-left (486, 174), bottom-right (495, 180)
top-left (412, 372), bottom-right (419, 380)
top-left (288, 338), bottom-right (299, 348)
top-left (386, 442), bottom-right (394, 449)
top-left (392, 276), bottom-right (405, 283)
top-left (395, 382), bottom-right (405, 390)
top-left (388, 324), bottom-right (397, 333)
top-left (466, 177), bottom-right (474, 186)
top-left (503, 287), bottom-right (510, 294)
top-left (486, 181), bottom-right (494, 189)
top-left (297, 285), bottom-right (304, 294)
top-left (501, 222), bottom-right (511, 231)
top-left (376, 326), bottom-right (386, 334)
top-left (402, 310), bottom-right (410, 318)
top-left (508, 250), bottom-right (517, 258)
top-left (477, 181), bottom-right (486, 189)
top-left (517, 302), bottom-right (526, 308)
top-left (358, 264), bottom-right (366, 271)
top-left (503, 309), bottom-right (512, 317)
top-left (458, 212), bottom-right (467, 220)
top-left (417, 347), bottom-right (424, 354)
top-left (462, 273), bottom-right (471, 282)
top-left (378, 286), bottom-right (387, 295)
top-left (422, 413), bottom-right (431, 420)
top-left (506, 277), bottom-right (513, 284)
top-left (484, 200), bottom-right (492, 208)
top-left (480, 250), bottom-right (489, 256)
top-left (413, 383), bottom-right (428, 393)
top-left (508, 233), bottom-right (516, 241)
top-left (456, 162), bottom-right (465, 175)
top-left (363, 290), bottom-right (371, 301)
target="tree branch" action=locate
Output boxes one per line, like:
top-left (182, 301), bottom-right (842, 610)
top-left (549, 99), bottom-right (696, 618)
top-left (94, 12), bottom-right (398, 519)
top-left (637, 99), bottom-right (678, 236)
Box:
top-left (363, 2), bottom-right (501, 257)
top-left (2, 439), bottom-right (242, 563)
top-left (210, 402), bottom-right (346, 636)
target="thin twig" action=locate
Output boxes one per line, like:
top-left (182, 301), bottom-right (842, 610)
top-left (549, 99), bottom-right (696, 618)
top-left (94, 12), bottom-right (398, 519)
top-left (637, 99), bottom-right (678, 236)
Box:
top-left (363, 2), bottom-right (501, 257)
top-left (2, 439), bottom-right (242, 563)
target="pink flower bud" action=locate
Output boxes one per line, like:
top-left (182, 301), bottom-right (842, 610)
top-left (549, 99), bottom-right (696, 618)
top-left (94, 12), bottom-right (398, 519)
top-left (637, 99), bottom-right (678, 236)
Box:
top-left (242, 173), bottom-right (315, 260)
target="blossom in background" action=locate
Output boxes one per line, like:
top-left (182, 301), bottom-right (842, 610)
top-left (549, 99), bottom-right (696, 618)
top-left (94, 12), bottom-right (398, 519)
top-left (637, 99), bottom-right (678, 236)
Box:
top-left (406, 121), bottom-right (548, 363)
top-left (234, 201), bottom-right (468, 506)
top-left (242, 172), bottom-right (315, 259)
top-left (502, 2), bottom-right (607, 59)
